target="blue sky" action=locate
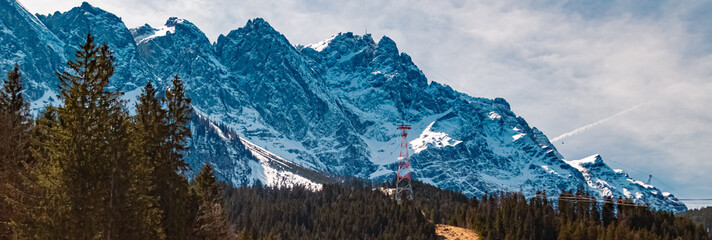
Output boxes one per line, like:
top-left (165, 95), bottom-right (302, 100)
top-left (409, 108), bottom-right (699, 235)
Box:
top-left (20, 0), bottom-right (712, 208)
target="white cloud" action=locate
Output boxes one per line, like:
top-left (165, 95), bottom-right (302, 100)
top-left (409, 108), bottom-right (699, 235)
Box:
top-left (18, 0), bottom-right (712, 203)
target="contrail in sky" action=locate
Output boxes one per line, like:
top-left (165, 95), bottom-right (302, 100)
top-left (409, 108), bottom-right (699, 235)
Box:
top-left (551, 103), bottom-right (646, 143)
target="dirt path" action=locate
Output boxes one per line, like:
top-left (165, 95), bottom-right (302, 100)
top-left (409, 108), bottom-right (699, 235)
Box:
top-left (436, 224), bottom-right (479, 240)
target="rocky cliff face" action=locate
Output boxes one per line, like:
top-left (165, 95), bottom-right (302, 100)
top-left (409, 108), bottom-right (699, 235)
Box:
top-left (37, 2), bottom-right (156, 92)
top-left (0, 0), bottom-right (686, 212)
top-left (0, 0), bottom-right (66, 111)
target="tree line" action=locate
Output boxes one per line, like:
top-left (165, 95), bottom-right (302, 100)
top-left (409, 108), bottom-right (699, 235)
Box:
top-left (0, 33), bottom-right (233, 240)
top-left (219, 177), bottom-right (709, 240)
top-left (409, 181), bottom-right (710, 240)
top-left (681, 207), bottom-right (712, 237)
top-left (223, 178), bottom-right (437, 240)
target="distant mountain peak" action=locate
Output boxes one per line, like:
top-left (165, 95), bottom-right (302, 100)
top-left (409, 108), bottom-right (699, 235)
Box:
top-left (246, 17), bottom-right (272, 29)
top-left (240, 17), bottom-right (279, 36)
top-left (79, 1), bottom-right (94, 10)
top-left (376, 36), bottom-right (399, 55)
top-left (216, 17), bottom-right (292, 55)
top-left (165, 17), bottom-right (186, 27)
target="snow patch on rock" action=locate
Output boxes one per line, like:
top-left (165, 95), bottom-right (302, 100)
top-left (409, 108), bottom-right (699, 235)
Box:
top-left (410, 121), bottom-right (463, 154)
top-left (305, 34), bottom-right (337, 52)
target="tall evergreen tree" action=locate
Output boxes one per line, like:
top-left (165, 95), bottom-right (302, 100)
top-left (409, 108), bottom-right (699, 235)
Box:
top-left (21, 33), bottom-right (162, 240)
top-left (165, 75), bottom-right (192, 172)
top-left (0, 65), bottom-right (31, 127)
top-left (14, 106), bottom-right (58, 239)
top-left (156, 75), bottom-right (196, 240)
top-left (133, 81), bottom-right (167, 172)
top-left (190, 164), bottom-right (234, 240)
top-left (0, 65), bottom-right (32, 240)
top-left (602, 196), bottom-right (615, 226)
top-left (104, 78), bottom-right (164, 239)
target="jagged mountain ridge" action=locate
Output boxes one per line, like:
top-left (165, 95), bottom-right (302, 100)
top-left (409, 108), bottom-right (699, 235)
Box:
top-left (0, 0), bottom-right (686, 212)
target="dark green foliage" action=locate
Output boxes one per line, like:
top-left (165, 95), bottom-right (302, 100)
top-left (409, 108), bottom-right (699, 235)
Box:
top-left (157, 76), bottom-right (197, 240)
top-left (135, 78), bottom-right (198, 240)
top-left (0, 64), bottom-right (30, 128)
top-left (602, 196), bottom-right (615, 226)
top-left (16, 33), bottom-right (163, 239)
top-left (223, 179), bottom-right (437, 240)
top-left (165, 75), bottom-right (192, 172)
top-left (407, 180), bottom-right (709, 240)
top-left (190, 164), bottom-right (234, 240)
top-left (681, 207), bottom-right (712, 237)
top-left (25, 32), bottom-right (122, 239)
top-left (0, 64), bottom-right (32, 240)
top-left (1, 33), bottom-right (232, 240)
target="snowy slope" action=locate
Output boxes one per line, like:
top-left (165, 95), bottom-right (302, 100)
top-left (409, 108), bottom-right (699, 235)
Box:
top-left (0, 1), bottom-right (687, 212)
top-left (565, 155), bottom-right (685, 211)
top-left (188, 113), bottom-right (328, 189)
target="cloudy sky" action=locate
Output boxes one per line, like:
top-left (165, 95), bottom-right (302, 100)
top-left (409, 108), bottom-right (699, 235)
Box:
top-left (20, 0), bottom-right (712, 208)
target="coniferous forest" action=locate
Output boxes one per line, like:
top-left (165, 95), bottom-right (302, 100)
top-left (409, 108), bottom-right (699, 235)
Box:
top-left (0, 33), bottom-right (710, 240)
top-left (682, 207), bottom-right (712, 236)
top-left (0, 33), bottom-right (234, 240)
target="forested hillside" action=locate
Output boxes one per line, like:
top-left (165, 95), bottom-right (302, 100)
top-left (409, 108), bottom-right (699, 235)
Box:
top-left (220, 179), bottom-right (709, 240)
top-left (223, 179), bottom-right (436, 239)
top-left (409, 181), bottom-right (708, 240)
top-left (682, 207), bottom-right (712, 236)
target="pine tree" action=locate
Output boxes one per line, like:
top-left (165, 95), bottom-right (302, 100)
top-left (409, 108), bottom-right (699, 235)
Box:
top-left (21, 33), bottom-right (162, 239)
top-left (22, 32), bottom-right (114, 239)
top-left (104, 77), bottom-right (164, 239)
top-left (0, 64), bottom-right (32, 240)
top-left (14, 106), bottom-right (59, 239)
top-left (157, 75), bottom-right (196, 240)
top-left (602, 196), bottom-right (615, 226)
top-left (0, 65), bottom-right (31, 125)
top-left (590, 197), bottom-right (600, 224)
top-left (190, 164), bottom-right (234, 240)
top-left (133, 81), bottom-right (167, 169)
top-left (165, 75), bottom-right (192, 172)
top-left (130, 81), bottom-right (170, 239)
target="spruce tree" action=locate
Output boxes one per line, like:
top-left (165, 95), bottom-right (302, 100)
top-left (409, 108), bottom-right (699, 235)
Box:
top-left (190, 164), bottom-right (233, 240)
top-left (165, 75), bottom-right (192, 172)
top-left (157, 75), bottom-right (196, 240)
top-left (133, 81), bottom-right (167, 168)
top-left (21, 32), bottom-right (112, 239)
top-left (601, 196), bottom-right (616, 226)
top-left (0, 65), bottom-right (31, 127)
top-left (14, 106), bottom-right (58, 239)
top-left (104, 77), bottom-right (164, 239)
top-left (131, 81), bottom-right (170, 239)
top-left (0, 64), bottom-right (31, 240)
top-left (22, 33), bottom-right (162, 239)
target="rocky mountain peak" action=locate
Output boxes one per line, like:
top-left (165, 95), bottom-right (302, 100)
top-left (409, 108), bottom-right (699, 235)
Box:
top-left (38, 2), bottom-right (155, 91)
top-left (244, 18), bottom-right (276, 33)
top-left (320, 32), bottom-right (375, 52)
top-left (165, 17), bottom-right (184, 27)
top-left (376, 36), bottom-right (399, 56)
top-left (218, 17), bottom-right (283, 43)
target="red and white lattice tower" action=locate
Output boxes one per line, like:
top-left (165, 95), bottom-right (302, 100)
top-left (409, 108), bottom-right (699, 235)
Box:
top-left (396, 124), bottom-right (413, 202)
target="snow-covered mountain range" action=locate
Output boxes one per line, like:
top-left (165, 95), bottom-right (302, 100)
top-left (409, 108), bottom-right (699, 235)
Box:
top-left (0, 0), bottom-right (686, 212)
